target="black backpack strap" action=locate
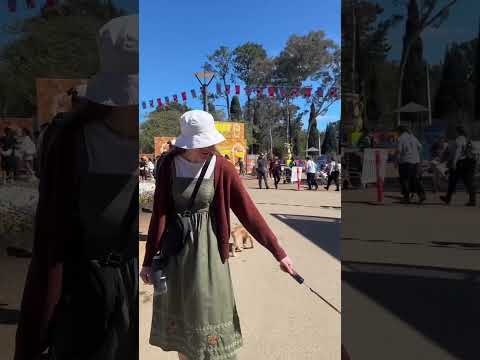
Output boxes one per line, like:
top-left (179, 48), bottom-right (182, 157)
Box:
top-left (183, 154), bottom-right (213, 216)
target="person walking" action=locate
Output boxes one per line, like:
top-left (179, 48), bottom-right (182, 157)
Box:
top-left (395, 126), bottom-right (426, 204)
top-left (140, 110), bottom-right (296, 360)
top-left (272, 157), bottom-right (282, 189)
top-left (325, 156), bottom-right (340, 191)
top-left (440, 125), bottom-right (477, 206)
top-left (237, 157), bottom-right (245, 176)
top-left (256, 152), bottom-right (269, 189)
top-left (19, 128), bottom-right (36, 181)
top-left (15, 15), bottom-right (139, 360)
top-left (306, 156), bottom-right (318, 190)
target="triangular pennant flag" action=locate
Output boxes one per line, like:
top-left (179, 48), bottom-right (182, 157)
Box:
top-left (173, 94), bottom-right (178, 104)
top-left (181, 92), bottom-right (187, 102)
top-left (156, 98), bottom-right (163, 108)
top-left (256, 87), bottom-right (264, 97)
top-left (216, 83), bottom-right (222, 95)
top-left (280, 87), bottom-right (287, 98)
top-left (235, 85), bottom-right (240, 95)
top-left (291, 87), bottom-right (300, 97)
top-left (141, 101), bottom-right (146, 109)
top-left (26, 0), bottom-right (35, 8)
top-left (225, 85), bottom-right (230, 95)
top-left (245, 87), bottom-right (252, 97)
top-left (303, 87), bottom-right (312, 97)
top-left (329, 87), bottom-right (337, 98)
top-left (149, 100), bottom-right (154, 108)
top-left (8, 0), bottom-right (16, 11)
top-left (316, 87), bottom-right (324, 98)
top-left (165, 96), bottom-right (170, 104)
top-left (268, 86), bottom-right (275, 97)
top-left (191, 89), bottom-right (197, 98)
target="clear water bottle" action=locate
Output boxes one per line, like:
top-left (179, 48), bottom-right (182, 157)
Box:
top-left (152, 255), bottom-right (168, 296)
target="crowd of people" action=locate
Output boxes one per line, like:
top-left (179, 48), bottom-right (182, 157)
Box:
top-left (0, 126), bottom-right (37, 184)
top-left (394, 124), bottom-right (477, 206)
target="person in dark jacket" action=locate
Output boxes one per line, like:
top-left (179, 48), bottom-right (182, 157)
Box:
top-left (256, 153), bottom-right (269, 189)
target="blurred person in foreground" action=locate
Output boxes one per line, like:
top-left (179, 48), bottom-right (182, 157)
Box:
top-left (15, 15), bottom-right (139, 360)
top-left (140, 110), bottom-right (296, 360)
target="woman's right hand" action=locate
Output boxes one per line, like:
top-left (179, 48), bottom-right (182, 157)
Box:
top-left (140, 266), bottom-right (153, 285)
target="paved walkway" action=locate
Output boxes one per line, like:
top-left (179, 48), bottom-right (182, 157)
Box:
top-left (139, 178), bottom-right (341, 360)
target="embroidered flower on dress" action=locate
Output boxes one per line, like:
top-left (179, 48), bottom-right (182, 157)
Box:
top-left (207, 335), bottom-right (219, 346)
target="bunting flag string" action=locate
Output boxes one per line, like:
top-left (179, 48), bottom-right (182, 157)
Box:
top-left (141, 83), bottom-right (339, 111)
top-left (9, 0), bottom-right (55, 11)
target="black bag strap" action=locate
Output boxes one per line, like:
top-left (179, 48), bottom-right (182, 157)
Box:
top-left (183, 154), bottom-right (213, 216)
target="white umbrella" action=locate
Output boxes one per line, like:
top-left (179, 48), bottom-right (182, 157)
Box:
top-left (394, 102), bottom-right (428, 113)
top-left (306, 147), bottom-right (319, 152)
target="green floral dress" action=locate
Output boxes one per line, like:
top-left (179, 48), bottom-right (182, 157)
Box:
top-left (149, 173), bottom-right (243, 360)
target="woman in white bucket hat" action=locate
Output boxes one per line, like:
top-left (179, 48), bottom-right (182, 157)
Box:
top-left (16, 15), bottom-right (139, 360)
top-left (141, 109), bottom-right (297, 360)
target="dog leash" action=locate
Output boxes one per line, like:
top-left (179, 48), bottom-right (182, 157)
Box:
top-left (290, 273), bottom-right (341, 315)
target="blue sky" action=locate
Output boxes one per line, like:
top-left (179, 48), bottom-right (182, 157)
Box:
top-left (140, 0), bottom-right (341, 130)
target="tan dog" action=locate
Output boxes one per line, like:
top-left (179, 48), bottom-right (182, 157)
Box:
top-left (229, 224), bottom-right (254, 257)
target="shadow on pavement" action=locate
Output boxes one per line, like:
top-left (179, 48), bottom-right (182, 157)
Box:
top-left (271, 214), bottom-right (340, 260)
top-left (343, 261), bottom-right (480, 360)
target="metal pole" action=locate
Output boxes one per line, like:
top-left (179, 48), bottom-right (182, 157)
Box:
top-left (426, 63), bottom-right (432, 126)
top-left (202, 85), bottom-right (207, 112)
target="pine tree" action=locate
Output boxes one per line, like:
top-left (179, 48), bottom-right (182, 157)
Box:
top-left (321, 123), bottom-right (338, 155)
top-left (230, 96), bottom-right (242, 121)
top-left (307, 103), bottom-right (319, 149)
top-left (401, 0), bottom-right (427, 123)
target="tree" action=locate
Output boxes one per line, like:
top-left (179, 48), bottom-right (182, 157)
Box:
top-left (229, 95), bottom-right (242, 120)
top-left (139, 103), bottom-right (190, 153)
top-left (307, 103), bottom-right (320, 150)
top-left (0, 0), bottom-right (125, 117)
top-left (401, 0), bottom-right (427, 123)
top-left (396, 0), bottom-right (459, 123)
top-left (475, 22), bottom-right (480, 121)
top-left (233, 43), bottom-right (268, 88)
top-left (321, 123), bottom-right (338, 155)
top-left (205, 46), bottom-right (234, 119)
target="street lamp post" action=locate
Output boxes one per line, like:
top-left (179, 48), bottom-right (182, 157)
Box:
top-left (194, 71), bottom-right (215, 112)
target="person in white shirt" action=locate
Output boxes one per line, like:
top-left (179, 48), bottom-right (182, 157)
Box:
top-left (324, 156), bottom-right (340, 191)
top-left (440, 125), bottom-right (476, 206)
top-left (305, 157), bottom-right (318, 190)
top-left (396, 126), bottom-right (426, 203)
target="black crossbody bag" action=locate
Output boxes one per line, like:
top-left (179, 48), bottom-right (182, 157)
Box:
top-left (155, 154), bottom-right (213, 260)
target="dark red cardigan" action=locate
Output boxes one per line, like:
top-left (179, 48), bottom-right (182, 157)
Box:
top-left (143, 154), bottom-right (287, 266)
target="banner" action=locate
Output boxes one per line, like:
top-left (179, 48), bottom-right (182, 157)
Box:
top-left (361, 149), bottom-right (388, 185)
top-left (291, 167), bottom-right (303, 183)
top-left (235, 85), bottom-right (240, 95)
top-left (191, 89), bottom-right (197, 98)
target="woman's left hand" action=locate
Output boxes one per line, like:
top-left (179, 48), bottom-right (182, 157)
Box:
top-left (279, 256), bottom-right (296, 275)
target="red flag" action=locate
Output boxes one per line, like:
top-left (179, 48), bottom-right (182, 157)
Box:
top-left (245, 87), bottom-right (252, 97)
top-left (225, 85), bottom-right (230, 95)
top-left (216, 83), bottom-right (222, 95)
top-left (280, 87), bottom-right (287, 98)
top-left (149, 100), bottom-right (154, 108)
top-left (26, 0), bottom-right (35, 8)
top-left (141, 101), bottom-right (146, 109)
top-left (165, 96), bottom-right (170, 104)
top-left (173, 95), bottom-right (178, 104)
top-left (181, 92), bottom-right (187, 102)
top-left (156, 98), bottom-right (163, 108)
top-left (191, 89), bottom-right (197, 98)
top-left (256, 87), bottom-right (264, 97)
top-left (303, 87), bottom-right (312, 97)
top-left (8, 0), bottom-right (16, 11)
top-left (329, 87), bottom-right (337, 98)
top-left (316, 87), bottom-right (324, 98)
top-left (268, 86), bottom-right (275, 97)
top-left (235, 85), bottom-right (240, 95)
top-left (291, 87), bottom-right (299, 97)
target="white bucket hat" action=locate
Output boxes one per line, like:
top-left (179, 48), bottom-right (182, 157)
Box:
top-left (85, 15), bottom-right (138, 106)
top-left (174, 110), bottom-right (225, 149)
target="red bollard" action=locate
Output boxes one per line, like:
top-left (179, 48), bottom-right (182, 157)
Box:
top-left (375, 150), bottom-right (384, 204)
top-left (297, 167), bottom-right (302, 191)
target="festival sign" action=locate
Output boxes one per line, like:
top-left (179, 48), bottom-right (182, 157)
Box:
top-left (154, 122), bottom-right (247, 162)
top-left (36, 78), bottom-right (88, 125)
